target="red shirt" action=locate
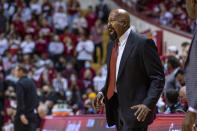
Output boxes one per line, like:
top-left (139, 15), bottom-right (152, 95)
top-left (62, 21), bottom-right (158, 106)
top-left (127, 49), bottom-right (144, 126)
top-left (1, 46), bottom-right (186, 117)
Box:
top-left (67, 1), bottom-right (80, 15)
top-left (60, 33), bottom-right (78, 46)
top-left (35, 38), bottom-right (48, 53)
top-left (86, 13), bottom-right (98, 30)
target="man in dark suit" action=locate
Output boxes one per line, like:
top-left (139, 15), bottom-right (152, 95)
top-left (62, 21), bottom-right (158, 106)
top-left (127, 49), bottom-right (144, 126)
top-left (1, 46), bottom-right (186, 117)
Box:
top-left (182, 0), bottom-right (197, 131)
top-left (14, 65), bottom-right (39, 131)
top-left (93, 9), bottom-right (165, 131)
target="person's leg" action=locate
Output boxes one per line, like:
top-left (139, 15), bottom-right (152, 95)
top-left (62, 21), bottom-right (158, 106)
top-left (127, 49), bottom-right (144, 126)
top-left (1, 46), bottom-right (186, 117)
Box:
top-left (93, 44), bottom-right (98, 63)
top-left (98, 42), bottom-right (103, 63)
top-left (14, 116), bottom-right (29, 131)
top-left (28, 122), bottom-right (38, 131)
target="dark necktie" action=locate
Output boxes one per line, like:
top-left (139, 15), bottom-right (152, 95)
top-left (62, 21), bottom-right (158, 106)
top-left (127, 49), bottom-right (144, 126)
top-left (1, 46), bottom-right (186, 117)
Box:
top-left (107, 40), bottom-right (119, 99)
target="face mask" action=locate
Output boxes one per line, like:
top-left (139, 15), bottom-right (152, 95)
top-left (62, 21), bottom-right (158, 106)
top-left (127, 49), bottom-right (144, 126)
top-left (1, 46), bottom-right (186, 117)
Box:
top-left (85, 63), bottom-right (91, 68)
top-left (164, 64), bottom-right (168, 72)
top-left (66, 91), bottom-right (72, 97)
top-left (70, 76), bottom-right (76, 81)
top-left (66, 65), bottom-right (72, 70)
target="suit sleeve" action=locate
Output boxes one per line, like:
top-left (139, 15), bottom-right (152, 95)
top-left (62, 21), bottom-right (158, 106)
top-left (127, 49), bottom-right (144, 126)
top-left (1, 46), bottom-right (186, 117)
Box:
top-left (16, 82), bottom-right (25, 115)
top-left (141, 39), bottom-right (165, 109)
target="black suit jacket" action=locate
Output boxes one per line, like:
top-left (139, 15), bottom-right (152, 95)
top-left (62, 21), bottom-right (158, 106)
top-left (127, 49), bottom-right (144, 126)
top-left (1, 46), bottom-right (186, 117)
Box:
top-left (101, 31), bottom-right (165, 128)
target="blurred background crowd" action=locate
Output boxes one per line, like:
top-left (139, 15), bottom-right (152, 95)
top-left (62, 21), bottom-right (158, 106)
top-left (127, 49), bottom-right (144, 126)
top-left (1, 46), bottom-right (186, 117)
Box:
top-left (0, 0), bottom-right (194, 130)
top-left (131, 0), bottom-right (195, 33)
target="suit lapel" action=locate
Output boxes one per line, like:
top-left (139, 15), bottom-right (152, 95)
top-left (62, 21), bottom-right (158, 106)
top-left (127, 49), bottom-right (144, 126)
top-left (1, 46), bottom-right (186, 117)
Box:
top-left (117, 31), bottom-right (136, 81)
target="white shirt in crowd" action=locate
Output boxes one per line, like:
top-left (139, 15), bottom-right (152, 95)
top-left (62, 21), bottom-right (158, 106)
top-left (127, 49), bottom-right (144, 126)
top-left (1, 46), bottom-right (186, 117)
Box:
top-left (48, 41), bottom-right (64, 55)
top-left (76, 40), bottom-right (94, 61)
top-left (73, 17), bottom-right (87, 29)
top-left (30, 3), bottom-right (42, 15)
top-left (93, 75), bottom-right (106, 92)
top-left (53, 12), bottom-right (68, 30)
top-left (54, 1), bottom-right (66, 12)
top-left (52, 78), bottom-right (68, 92)
top-left (20, 41), bottom-right (35, 54)
top-left (0, 38), bottom-right (8, 55)
top-left (21, 7), bottom-right (32, 22)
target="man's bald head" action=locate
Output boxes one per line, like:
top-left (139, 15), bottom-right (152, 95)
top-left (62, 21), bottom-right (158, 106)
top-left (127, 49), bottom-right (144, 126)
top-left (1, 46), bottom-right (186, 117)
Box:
top-left (110, 9), bottom-right (130, 27)
top-left (108, 9), bottom-right (131, 40)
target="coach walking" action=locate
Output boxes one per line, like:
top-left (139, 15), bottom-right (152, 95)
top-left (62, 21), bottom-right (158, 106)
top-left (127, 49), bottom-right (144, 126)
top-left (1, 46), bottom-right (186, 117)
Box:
top-left (14, 65), bottom-right (39, 131)
top-left (93, 9), bottom-right (165, 131)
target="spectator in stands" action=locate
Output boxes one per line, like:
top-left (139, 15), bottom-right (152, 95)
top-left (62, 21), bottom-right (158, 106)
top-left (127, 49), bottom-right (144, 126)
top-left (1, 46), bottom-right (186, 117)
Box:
top-left (55, 56), bottom-right (67, 72)
top-left (91, 19), bottom-right (104, 63)
top-left (79, 61), bottom-right (95, 79)
top-left (0, 33), bottom-right (8, 56)
top-left (39, 18), bottom-right (54, 42)
top-left (63, 37), bottom-right (75, 61)
top-left (48, 35), bottom-right (64, 63)
top-left (35, 31), bottom-right (48, 54)
top-left (30, 0), bottom-right (42, 15)
top-left (20, 35), bottom-right (35, 54)
top-left (62, 61), bottom-right (77, 80)
top-left (95, 0), bottom-right (110, 22)
top-left (67, 0), bottom-right (80, 32)
top-left (42, 0), bottom-right (53, 17)
top-left (53, 0), bottom-right (67, 13)
top-left (2, 51), bottom-right (15, 72)
top-left (72, 11), bottom-right (87, 33)
top-left (52, 72), bottom-right (68, 93)
top-left (166, 55), bottom-right (180, 75)
top-left (167, 45), bottom-right (179, 58)
top-left (52, 6), bottom-right (68, 34)
top-left (181, 42), bottom-right (190, 57)
top-left (164, 56), bottom-right (181, 94)
top-left (165, 88), bottom-right (185, 113)
top-left (93, 68), bottom-right (106, 92)
top-left (21, 2), bottom-right (32, 23)
top-left (76, 30), bottom-right (94, 71)
top-left (86, 6), bottom-right (98, 30)
top-left (0, 9), bottom-right (8, 33)
top-left (175, 68), bottom-right (185, 86)
top-left (179, 86), bottom-right (188, 111)
top-left (25, 21), bottom-right (37, 39)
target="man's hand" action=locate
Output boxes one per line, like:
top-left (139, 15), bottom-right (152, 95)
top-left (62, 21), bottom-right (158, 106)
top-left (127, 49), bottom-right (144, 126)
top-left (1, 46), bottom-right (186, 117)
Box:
top-left (182, 111), bottom-right (196, 131)
top-left (131, 104), bottom-right (151, 122)
top-left (20, 114), bottom-right (29, 125)
top-left (92, 93), bottom-right (104, 111)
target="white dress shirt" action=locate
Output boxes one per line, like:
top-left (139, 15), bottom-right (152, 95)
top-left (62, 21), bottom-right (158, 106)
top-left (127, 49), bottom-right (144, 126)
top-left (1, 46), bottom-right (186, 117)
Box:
top-left (114, 27), bottom-right (132, 92)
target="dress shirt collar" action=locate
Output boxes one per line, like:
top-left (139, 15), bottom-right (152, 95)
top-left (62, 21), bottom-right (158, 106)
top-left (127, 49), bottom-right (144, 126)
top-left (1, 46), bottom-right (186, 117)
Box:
top-left (118, 26), bottom-right (132, 47)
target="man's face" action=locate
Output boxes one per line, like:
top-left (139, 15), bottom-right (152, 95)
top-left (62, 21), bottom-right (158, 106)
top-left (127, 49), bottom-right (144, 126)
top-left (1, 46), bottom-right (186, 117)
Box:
top-left (186, 0), bottom-right (197, 19)
top-left (107, 12), bottom-right (123, 40)
top-left (176, 74), bottom-right (185, 86)
top-left (14, 66), bottom-right (22, 78)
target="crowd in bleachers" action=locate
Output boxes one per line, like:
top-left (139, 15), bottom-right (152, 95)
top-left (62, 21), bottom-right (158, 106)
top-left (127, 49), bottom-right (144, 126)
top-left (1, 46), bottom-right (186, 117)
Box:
top-left (0, 0), bottom-right (194, 130)
top-left (0, 0), bottom-right (110, 130)
top-left (131, 0), bottom-right (196, 33)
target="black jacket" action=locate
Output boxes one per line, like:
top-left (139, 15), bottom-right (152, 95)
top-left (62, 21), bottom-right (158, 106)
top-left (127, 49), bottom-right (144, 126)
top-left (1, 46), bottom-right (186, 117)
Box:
top-left (101, 31), bottom-right (165, 128)
top-left (16, 76), bottom-right (38, 117)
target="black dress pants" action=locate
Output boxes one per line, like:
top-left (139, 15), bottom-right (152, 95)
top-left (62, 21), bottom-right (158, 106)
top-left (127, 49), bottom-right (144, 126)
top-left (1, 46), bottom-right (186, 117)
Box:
top-left (14, 113), bottom-right (38, 131)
